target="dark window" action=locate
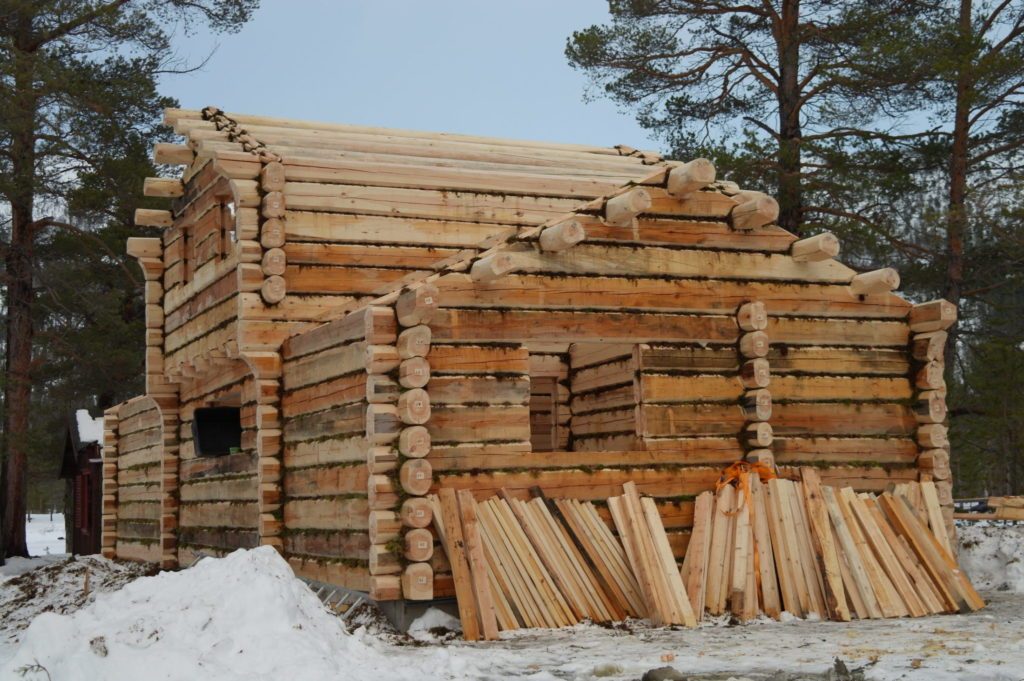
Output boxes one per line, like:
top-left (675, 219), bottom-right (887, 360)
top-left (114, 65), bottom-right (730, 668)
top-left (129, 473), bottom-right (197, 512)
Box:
top-left (192, 407), bottom-right (242, 457)
top-left (530, 376), bottom-right (558, 452)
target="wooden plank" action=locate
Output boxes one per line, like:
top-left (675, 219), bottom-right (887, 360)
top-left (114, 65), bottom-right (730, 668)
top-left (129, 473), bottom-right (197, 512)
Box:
top-left (921, 481), bottom-right (954, 555)
top-left (799, 469), bottom-right (849, 621)
top-left (555, 498), bottom-right (640, 618)
top-left (704, 484), bottom-right (734, 617)
top-left (878, 494), bottom-right (984, 612)
top-left (785, 480), bottom-right (828, 617)
top-left (822, 486), bottom-right (882, 618)
top-left (490, 498), bottom-right (575, 626)
top-left (437, 489), bottom-right (481, 640)
top-left (844, 491), bottom-right (928, 618)
top-left (835, 487), bottom-right (906, 618)
top-left (578, 500), bottom-right (648, 616)
top-left (456, 490), bottom-right (499, 639)
top-left (680, 491), bottom-right (713, 620)
top-left (772, 403), bottom-right (917, 437)
top-left (863, 499), bottom-right (948, 614)
top-left (641, 495), bottom-right (697, 626)
top-left (608, 494), bottom-right (666, 625)
top-left (748, 476), bottom-right (782, 620)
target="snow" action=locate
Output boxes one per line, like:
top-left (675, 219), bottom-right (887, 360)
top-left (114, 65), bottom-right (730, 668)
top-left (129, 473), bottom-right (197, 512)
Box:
top-left (408, 607), bottom-right (462, 642)
top-left (0, 530), bottom-right (1022, 681)
top-left (27, 512), bottom-right (68, 557)
top-left (75, 409), bottom-right (103, 445)
top-left (957, 522), bottom-right (1024, 593)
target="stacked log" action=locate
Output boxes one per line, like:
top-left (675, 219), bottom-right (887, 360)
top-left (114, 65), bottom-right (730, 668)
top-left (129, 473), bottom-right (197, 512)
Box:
top-left (244, 352), bottom-right (284, 552)
top-left (391, 285), bottom-right (440, 601)
top-left (737, 301), bottom-right (774, 468)
top-left (908, 300), bottom-right (957, 550)
top-left (278, 306), bottom-right (398, 592)
top-left (569, 343), bottom-right (638, 452)
top-left (110, 397), bottom-right (164, 563)
top-left (101, 406), bottom-right (121, 559)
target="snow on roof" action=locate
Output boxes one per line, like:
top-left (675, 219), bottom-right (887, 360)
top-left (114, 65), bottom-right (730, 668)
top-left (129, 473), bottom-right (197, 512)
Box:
top-left (75, 409), bottom-right (103, 445)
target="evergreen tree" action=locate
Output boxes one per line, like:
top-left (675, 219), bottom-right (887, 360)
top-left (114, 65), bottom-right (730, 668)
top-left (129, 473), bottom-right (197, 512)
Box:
top-left (0, 0), bottom-right (258, 560)
top-left (566, 0), bottom-right (928, 235)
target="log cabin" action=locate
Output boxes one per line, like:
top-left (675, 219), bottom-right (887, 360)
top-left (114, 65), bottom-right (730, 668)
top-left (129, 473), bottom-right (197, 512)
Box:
top-left (102, 106), bottom-right (956, 620)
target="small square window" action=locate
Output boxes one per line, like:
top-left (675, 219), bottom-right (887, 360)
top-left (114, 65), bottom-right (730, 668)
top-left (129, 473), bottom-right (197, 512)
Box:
top-left (192, 407), bottom-right (242, 457)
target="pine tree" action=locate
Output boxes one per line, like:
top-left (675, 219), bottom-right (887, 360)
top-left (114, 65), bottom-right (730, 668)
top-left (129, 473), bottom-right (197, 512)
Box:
top-left (566, 0), bottom-right (929, 234)
top-left (0, 0), bottom-right (258, 560)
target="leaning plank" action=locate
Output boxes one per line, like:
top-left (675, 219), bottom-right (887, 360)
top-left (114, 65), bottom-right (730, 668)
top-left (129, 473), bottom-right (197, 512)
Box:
top-left (456, 490), bottom-right (499, 640)
top-left (920, 481), bottom-right (954, 555)
top-left (641, 496), bottom-right (697, 627)
top-left (822, 486), bottom-right (882, 619)
top-left (681, 491), bottom-right (714, 620)
top-left (799, 469), bottom-right (850, 621)
top-left (436, 489), bottom-right (481, 640)
top-left (748, 477), bottom-right (782, 620)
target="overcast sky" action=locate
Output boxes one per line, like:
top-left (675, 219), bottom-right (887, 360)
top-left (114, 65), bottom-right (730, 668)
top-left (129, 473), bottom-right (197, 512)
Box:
top-left (159, 1), bottom-right (655, 149)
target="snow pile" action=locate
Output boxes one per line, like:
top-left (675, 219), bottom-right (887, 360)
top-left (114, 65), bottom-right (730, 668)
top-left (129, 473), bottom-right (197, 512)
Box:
top-left (408, 607), bottom-right (462, 642)
top-left (75, 409), bottom-right (103, 444)
top-left (958, 522), bottom-right (1024, 593)
top-left (1, 547), bottom-right (400, 681)
top-left (0, 555), bottom-right (151, 647)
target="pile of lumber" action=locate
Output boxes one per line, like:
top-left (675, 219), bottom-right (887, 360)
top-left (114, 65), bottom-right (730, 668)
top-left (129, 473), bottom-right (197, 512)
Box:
top-left (684, 468), bottom-right (982, 623)
top-left (431, 468), bottom-right (983, 641)
top-left (956, 496), bottom-right (1024, 521)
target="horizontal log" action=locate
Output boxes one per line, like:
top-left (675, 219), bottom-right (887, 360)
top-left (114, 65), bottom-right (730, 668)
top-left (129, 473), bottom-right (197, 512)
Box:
top-left (283, 435), bottom-right (367, 469)
top-left (179, 476), bottom-right (257, 502)
top-left (283, 241), bottom-right (459, 269)
top-left (432, 308), bottom-right (738, 344)
top-left (283, 181), bottom-right (580, 225)
top-left (466, 243), bottom-right (854, 283)
top-left (427, 344), bottom-right (528, 375)
top-left (282, 306), bottom-right (396, 360)
top-left (429, 439), bottom-right (743, 472)
top-left (284, 464), bottom-right (368, 498)
top-left (287, 557), bottom-right (370, 592)
top-left (179, 501), bottom-right (259, 528)
top-left (154, 143), bottom-right (194, 165)
top-left (773, 437), bottom-right (919, 464)
top-left (666, 159), bottom-right (716, 197)
top-left (428, 405), bottom-right (530, 442)
top-left (437, 273), bottom-right (906, 319)
top-left (437, 466), bottom-right (724, 501)
top-left (639, 404), bottom-right (747, 437)
top-left (285, 211), bottom-right (510, 248)
top-left (179, 527), bottom-right (259, 552)
top-left (143, 177), bottom-right (183, 198)
top-left (772, 402), bottom-right (917, 436)
top-left (283, 403), bottom-right (365, 443)
top-left (283, 496), bottom-right (370, 531)
top-left (135, 208), bottom-right (173, 228)
top-left (426, 375), bottom-right (530, 405)
top-left (909, 299), bottom-right (957, 332)
top-left (284, 530), bottom-right (370, 560)
top-left (850, 268), bottom-right (900, 295)
top-left (282, 372), bottom-right (367, 417)
top-left (791, 232), bottom-right (840, 262)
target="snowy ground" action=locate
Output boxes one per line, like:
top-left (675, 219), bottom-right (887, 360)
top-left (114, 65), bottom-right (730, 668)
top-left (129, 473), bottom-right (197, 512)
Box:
top-left (1, 513), bottom-right (69, 582)
top-left (0, 523), bottom-right (1022, 681)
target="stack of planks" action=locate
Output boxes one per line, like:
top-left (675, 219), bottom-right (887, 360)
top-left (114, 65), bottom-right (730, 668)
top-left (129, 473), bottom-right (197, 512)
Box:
top-left (429, 481), bottom-right (697, 640)
top-left (955, 496), bottom-right (1024, 522)
top-left (684, 467), bottom-right (984, 623)
top-left (432, 468), bottom-right (984, 641)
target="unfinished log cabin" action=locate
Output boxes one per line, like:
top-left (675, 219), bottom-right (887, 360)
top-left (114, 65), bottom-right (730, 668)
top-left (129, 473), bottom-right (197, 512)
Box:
top-left (103, 106), bottom-right (957, 612)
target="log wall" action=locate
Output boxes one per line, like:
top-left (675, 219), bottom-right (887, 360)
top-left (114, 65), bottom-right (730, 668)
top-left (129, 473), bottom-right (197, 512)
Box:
top-left (277, 307), bottom-right (400, 593)
top-left (175, 360), bottom-right (261, 564)
top-left (109, 396), bottom-right (164, 563)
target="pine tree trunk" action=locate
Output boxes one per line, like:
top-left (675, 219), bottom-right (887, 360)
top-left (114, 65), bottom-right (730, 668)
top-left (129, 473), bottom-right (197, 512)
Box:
top-left (946, 0), bottom-right (971, 313)
top-left (777, 0), bottom-right (804, 235)
top-left (1, 20), bottom-right (37, 559)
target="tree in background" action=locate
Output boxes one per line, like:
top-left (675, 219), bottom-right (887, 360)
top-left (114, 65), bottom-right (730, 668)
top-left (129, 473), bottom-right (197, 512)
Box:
top-left (565, 0), bottom-right (926, 235)
top-left (0, 0), bottom-right (258, 559)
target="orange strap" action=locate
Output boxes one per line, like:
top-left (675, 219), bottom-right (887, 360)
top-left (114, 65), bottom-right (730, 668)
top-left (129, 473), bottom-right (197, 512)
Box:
top-left (715, 460), bottom-right (777, 515)
top-left (714, 461), bottom-right (777, 596)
